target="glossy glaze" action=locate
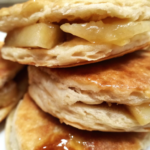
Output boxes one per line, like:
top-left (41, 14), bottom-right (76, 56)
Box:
top-left (41, 50), bottom-right (150, 91)
top-left (61, 21), bottom-right (150, 46)
top-left (15, 94), bottom-right (146, 150)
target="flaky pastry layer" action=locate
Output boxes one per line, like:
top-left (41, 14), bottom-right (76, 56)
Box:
top-left (2, 33), bottom-right (150, 68)
top-left (0, 0), bottom-right (150, 32)
top-left (5, 94), bottom-right (150, 150)
top-left (28, 59), bottom-right (150, 131)
top-left (29, 49), bottom-right (150, 106)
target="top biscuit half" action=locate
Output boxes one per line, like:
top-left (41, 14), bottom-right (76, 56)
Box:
top-left (1, 0), bottom-right (150, 67)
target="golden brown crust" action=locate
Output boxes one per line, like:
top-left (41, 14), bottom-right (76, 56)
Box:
top-left (1, 34), bottom-right (150, 68)
top-left (0, 0), bottom-right (150, 32)
top-left (39, 50), bottom-right (150, 105)
top-left (0, 43), bottom-right (23, 88)
top-left (0, 68), bottom-right (28, 123)
top-left (0, 42), bottom-right (25, 122)
top-left (0, 102), bottom-right (17, 123)
top-left (6, 93), bottom-right (150, 150)
top-left (0, 42), bottom-right (4, 47)
top-left (51, 41), bottom-right (150, 68)
top-left (0, 81), bottom-right (17, 108)
top-left (5, 108), bottom-right (16, 150)
top-left (28, 53), bottom-right (150, 131)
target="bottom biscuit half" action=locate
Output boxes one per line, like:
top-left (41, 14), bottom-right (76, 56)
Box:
top-left (5, 94), bottom-right (150, 150)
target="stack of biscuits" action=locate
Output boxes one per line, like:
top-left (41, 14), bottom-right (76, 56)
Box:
top-left (1, 0), bottom-right (150, 149)
top-left (0, 42), bottom-right (27, 123)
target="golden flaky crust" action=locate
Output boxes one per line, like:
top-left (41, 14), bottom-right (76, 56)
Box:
top-left (0, 44), bottom-right (22, 88)
top-left (32, 50), bottom-right (150, 105)
top-left (28, 50), bottom-right (150, 131)
top-left (5, 94), bottom-right (150, 150)
top-left (0, 42), bottom-right (27, 122)
top-left (0, 43), bottom-right (23, 122)
top-left (0, 102), bottom-right (17, 123)
top-left (0, 68), bottom-right (28, 123)
top-left (2, 33), bottom-right (150, 68)
top-left (0, 42), bottom-right (3, 47)
top-left (0, 0), bottom-right (150, 32)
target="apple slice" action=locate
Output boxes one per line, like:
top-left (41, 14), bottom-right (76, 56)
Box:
top-left (61, 21), bottom-right (150, 46)
top-left (128, 104), bottom-right (150, 125)
top-left (5, 23), bottom-right (64, 49)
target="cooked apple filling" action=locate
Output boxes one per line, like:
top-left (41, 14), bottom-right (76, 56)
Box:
top-left (5, 23), bottom-right (64, 49)
top-left (61, 21), bottom-right (150, 46)
top-left (5, 20), bottom-right (150, 49)
top-left (127, 104), bottom-right (150, 126)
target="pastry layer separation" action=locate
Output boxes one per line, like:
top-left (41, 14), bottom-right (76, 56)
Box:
top-left (0, 43), bottom-right (28, 122)
top-left (28, 50), bottom-right (150, 131)
top-left (1, 0), bottom-right (150, 67)
top-left (5, 93), bottom-right (150, 150)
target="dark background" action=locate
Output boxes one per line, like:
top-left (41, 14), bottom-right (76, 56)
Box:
top-left (0, 0), bottom-right (27, 8)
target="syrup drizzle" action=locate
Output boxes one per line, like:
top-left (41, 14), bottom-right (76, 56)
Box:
top-left (36, 129), bottom-right (88, 150)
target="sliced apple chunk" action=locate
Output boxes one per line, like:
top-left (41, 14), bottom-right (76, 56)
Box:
top-left (61, 21), bottom-right (150, 46)
top-left (128, 104), bottom-right (150, 125)
top-left (5, 23), bottom-right (64, 49)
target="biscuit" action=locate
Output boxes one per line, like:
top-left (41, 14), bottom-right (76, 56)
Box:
top-left (0, 78), bottom-right (27, 122)
top-left (0, 68), bottom-right (28, 122)
top-left (0, 0), bottom-right (150, 32)
top-left (2, 34), bottom-right (150, 67)
top-left (28, 50), bottom-right (150, 131)
top-left (0, 43), bottom-right (27, 122)
top-left (0, 49), bottom-right (22, 88)
top-left (5, 93), bottom-right (150, 150)
top-left (1, 0), bottom-right (150, 67)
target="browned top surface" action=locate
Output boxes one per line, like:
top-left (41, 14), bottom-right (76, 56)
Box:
top-left (0, 0), bottom-right (150, 32)
top-left (0, 42), bottom-right (22, 88)
top-left (14, 93), bottom-right (147, 150)
top-left (41, 50), bottom-right (150, 92)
